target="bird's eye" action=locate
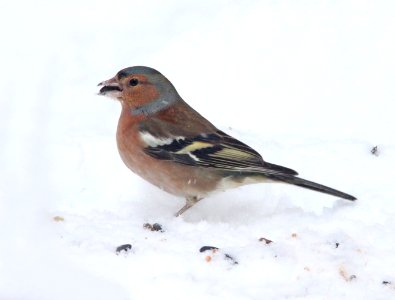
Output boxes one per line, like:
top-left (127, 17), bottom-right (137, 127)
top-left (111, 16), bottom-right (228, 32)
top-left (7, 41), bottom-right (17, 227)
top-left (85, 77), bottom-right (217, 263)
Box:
top-left (129, 78), bottom-right (139, 86)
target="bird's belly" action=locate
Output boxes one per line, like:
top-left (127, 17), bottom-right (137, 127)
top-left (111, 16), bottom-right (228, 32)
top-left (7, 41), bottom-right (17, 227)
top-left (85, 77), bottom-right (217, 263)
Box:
top-left (216, 175), bottom-right (270, 191)
top-left (116, 135), bottom-right (219, 198)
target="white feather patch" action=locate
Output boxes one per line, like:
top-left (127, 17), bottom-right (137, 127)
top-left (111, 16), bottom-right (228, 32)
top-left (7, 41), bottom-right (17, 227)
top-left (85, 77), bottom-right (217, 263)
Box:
top-left (139, 131), bottom-right (185, 147)
top-left (188, 153), bottom-right (200, 161)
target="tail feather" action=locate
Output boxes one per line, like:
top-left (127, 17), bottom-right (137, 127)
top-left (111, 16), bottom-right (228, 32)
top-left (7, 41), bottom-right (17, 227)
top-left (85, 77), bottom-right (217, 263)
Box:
top-left (264, 162), bottom-right (299, 176)
top-left (267, 174), bottom-right (357, 201)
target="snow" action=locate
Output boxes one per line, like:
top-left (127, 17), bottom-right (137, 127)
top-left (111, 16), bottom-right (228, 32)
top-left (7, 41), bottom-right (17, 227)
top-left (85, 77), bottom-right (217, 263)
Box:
top-left (1, 0), bottom-right (395, 299)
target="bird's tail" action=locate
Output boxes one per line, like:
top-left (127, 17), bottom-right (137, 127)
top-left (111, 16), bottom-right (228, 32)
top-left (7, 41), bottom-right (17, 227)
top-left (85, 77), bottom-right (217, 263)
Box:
top-left (266, 174), bottom-right (357, 201)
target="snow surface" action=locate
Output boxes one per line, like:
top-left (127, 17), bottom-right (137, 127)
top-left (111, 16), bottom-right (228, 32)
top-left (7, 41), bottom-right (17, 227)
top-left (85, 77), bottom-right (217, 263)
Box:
top-left (1, 1), bottom-right (395, 299)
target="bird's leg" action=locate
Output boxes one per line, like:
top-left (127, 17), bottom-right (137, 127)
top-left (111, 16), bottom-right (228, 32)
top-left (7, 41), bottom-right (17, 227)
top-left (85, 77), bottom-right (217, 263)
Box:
top-left (175, 196), bottom-right (202, 217)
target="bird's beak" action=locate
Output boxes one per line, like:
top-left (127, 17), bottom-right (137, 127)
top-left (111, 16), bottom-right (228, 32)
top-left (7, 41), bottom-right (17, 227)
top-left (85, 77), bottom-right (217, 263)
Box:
top-left (97, 77), bottom-right (122, 98)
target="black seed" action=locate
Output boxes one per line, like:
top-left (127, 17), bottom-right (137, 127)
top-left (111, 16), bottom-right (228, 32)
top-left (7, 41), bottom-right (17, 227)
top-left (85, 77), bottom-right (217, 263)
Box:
top-left (224, 253), bottom-right (239, 265)
top-left (143, 223), bottom-right (153, 230)
top-left (143, 223), bottom-right (164, 232)
top-left (259, 237), bottom-right (273, 244)
top-left (335, 242), bottom-right (340, 248)
top-left (382, 281), bottom-right (391, 285)
top-left (116, 244), bottom-right (132, 254)
top-left (371, 146), bottom-right (379, 156)
top-left (200, 246), bottom-right (219, 253)
top-left (99, 85), bottom-right (121, 94)
top-left (152, 223), bottom-right (163, 232)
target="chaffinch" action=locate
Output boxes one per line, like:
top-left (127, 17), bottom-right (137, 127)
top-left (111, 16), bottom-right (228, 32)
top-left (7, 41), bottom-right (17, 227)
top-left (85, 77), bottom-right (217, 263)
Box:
top-left (98, 66), bottom-right (356, 216)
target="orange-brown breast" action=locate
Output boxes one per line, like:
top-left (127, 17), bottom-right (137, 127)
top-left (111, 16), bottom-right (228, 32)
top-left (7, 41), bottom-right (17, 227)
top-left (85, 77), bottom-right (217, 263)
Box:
top-left (116, 104), bottom-right (220, 198)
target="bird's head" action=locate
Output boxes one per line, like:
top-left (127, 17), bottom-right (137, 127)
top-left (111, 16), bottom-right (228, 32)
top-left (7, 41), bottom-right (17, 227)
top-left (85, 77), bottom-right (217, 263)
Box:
top-left (98, 66), bottom-right (181, 116)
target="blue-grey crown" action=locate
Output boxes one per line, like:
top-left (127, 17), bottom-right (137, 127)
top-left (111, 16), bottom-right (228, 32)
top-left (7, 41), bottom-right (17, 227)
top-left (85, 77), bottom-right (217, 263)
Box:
top-left (117, 66), bottom-right (162, 79)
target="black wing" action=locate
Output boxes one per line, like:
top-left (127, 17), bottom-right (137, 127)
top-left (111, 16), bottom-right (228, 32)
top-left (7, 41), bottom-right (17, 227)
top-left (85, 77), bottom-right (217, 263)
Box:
top-left (144, 130), bottom-right (298, 176)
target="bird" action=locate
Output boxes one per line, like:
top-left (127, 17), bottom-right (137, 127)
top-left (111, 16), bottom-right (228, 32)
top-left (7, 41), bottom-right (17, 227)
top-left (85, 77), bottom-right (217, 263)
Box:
top-left (98, 66), bottom-right (356, 216)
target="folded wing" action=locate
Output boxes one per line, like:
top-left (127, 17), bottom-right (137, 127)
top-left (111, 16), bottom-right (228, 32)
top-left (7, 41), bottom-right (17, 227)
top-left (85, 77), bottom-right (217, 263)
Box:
top-left (143, 130), bottom-right (298, 176)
